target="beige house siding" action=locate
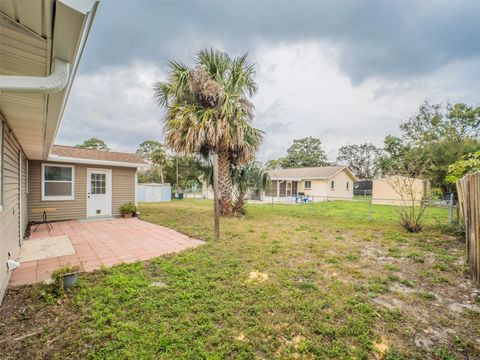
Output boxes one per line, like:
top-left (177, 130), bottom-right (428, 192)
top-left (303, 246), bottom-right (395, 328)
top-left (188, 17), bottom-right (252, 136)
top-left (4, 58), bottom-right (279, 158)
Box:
top-left (298, 179), bottom-right (328, 198)
top-left (0, 120), bottom-right (26, 301)
top-left (372, 176), bottom-right (428, 206)
top-left (296, 171), bottom-right (354, 200)
top-left (28, 161), bottom-right (137, 222)
top-left (328, 170), bottom-right (355, 200)
top-left (112, 167), bottom-right (137, 217)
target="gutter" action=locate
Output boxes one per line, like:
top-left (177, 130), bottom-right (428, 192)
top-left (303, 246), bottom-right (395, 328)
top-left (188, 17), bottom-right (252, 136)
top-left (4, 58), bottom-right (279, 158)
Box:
top-left (0, 58), bottom-right (70, 93)
top-left (47, 154), bottom-right (149, 169)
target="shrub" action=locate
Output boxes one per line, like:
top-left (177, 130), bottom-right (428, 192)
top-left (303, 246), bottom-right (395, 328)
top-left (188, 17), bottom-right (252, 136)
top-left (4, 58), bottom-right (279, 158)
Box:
top-left (120, 202), bottom-right (137, 215)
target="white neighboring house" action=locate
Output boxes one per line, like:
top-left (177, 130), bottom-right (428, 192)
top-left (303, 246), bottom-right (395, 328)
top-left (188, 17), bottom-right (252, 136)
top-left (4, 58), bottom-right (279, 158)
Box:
top-left (265, 166), bottom-right (357, 202)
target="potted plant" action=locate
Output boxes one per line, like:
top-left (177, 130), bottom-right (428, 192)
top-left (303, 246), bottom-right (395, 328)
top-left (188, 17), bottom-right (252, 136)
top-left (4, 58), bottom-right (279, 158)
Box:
top-left (52, 265), bottom-right (80, 294)
top-left (120, 202), bottom-right (137, 218)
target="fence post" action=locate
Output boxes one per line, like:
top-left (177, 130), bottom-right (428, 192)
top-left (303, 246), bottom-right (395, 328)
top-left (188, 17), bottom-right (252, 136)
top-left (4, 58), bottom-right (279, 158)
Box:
top-left (368, 197), bottom-right (372, 222)
top-left (448, 193), bottom-right (454, 225)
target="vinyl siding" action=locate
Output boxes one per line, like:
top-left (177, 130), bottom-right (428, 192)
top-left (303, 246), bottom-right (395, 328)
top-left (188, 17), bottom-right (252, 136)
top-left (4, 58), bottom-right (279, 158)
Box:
top-left (0, 120), bottom-right (24, 302)
top-left (28, 161), bottom-right (136, 222)
top-left (327, 171), bottom-right (355, 200)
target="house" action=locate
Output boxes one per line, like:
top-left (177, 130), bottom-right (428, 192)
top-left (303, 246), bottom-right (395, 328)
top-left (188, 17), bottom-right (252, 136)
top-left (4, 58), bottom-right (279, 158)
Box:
top-left (28, 145), bottom-right (147, 222)
top-left (265, 166), bottom-right (357, 201)
top-left (372, 176), bottom-right (429, 206)
top-left (0, 0), bottom-right (100, 301)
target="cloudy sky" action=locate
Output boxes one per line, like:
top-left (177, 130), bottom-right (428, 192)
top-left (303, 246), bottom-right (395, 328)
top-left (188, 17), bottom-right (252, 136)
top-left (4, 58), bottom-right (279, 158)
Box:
top-left (58, 0), bottom-right (480, 161)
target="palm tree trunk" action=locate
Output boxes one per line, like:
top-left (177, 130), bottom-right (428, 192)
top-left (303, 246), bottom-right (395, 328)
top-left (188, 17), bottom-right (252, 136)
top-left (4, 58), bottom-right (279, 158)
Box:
top-left (217, 149), bottom-right (234, 216)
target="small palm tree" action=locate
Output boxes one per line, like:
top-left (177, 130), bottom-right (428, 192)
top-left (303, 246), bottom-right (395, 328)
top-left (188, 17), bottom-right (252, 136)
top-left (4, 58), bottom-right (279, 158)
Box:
top-left (231, 161), bottom-right (269, 214)
top-left (151, 147), bottom-right (167, 183)
top-left (154, 48), bottom-right (263, 215)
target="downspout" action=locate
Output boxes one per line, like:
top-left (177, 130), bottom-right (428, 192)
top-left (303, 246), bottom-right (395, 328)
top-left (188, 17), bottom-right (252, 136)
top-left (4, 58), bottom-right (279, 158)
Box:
top-left (0, 58), bottom-right (70, 93)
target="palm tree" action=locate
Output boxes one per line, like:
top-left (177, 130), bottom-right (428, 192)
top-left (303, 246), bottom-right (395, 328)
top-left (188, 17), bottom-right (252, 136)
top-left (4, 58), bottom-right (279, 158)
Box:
top-left (231, 161), bottom-right (269, 215)
top-left (151, 146), bottom-right (167, 183)
top-left (154, 48), bottom-right (263, 215)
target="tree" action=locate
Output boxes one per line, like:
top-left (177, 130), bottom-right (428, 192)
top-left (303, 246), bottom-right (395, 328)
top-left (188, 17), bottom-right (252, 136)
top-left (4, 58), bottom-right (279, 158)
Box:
top-left (151, 146), bottom-right (167, 183)
top-left (154, 48), bottom-right (263, 215)
top-left (231, 161), bottom-right (269, 215)
top-left (379, 102), bottom-right (480, 192)
top-left (336, 143), bottom-right (381, 179)
top-left (446, 151), bottom-right (480, 184)
top-left (201, 159), bottom-right (268, 215)
top-left (75, 137), bottom-right (110, 151)
top-left (136, 140), bottom-right (163, 161)
top-left (265, 159), bottom-right (282, 170)
top-left (280, 137), bottom-right (328, 168)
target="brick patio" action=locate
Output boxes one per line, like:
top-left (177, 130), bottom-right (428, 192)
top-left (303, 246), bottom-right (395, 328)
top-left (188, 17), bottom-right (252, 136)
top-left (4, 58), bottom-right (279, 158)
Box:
top-left (9, 218), bottom-right (204, 286)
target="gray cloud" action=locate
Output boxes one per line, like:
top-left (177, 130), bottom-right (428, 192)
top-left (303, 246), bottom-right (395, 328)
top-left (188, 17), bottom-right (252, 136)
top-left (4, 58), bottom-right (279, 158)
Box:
top-left (58, 0), bottom-right (480, 162)
top-left (82, 0), bottom-right (480, 84)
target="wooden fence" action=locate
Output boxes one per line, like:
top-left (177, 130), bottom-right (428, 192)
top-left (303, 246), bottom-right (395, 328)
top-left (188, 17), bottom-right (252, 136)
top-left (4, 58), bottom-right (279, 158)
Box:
top-left (457, 172), bottom-right (480, 284)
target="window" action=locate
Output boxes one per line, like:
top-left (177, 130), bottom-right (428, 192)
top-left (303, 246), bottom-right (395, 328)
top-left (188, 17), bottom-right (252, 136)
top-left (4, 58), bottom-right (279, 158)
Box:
top-left (346, 182), bottom-right (349, 191)
top-left (331, 181), bottom-right (335, 190)
top-left (90, 173), bottom-right (106, 194)
top-left (0, 120), bottom-right (3, 210)
top-left (42, 164), bottom-right (75, 200)
top-left (304, 181), bottom-right (312, 189)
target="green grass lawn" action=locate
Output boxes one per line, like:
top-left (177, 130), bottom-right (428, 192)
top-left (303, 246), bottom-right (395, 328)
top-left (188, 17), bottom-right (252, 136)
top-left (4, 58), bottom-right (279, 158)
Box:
top-left (1, 200), bottom-right (478, 359)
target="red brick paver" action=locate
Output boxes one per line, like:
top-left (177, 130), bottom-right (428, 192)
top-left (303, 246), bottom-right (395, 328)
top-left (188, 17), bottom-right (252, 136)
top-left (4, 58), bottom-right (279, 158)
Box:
top-left (9, 218), bottom-right (204, 286)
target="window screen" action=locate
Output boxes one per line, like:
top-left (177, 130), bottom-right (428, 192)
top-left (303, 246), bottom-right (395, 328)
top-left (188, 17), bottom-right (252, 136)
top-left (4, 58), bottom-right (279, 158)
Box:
top-left (304, 181), bottom-right (311, 189)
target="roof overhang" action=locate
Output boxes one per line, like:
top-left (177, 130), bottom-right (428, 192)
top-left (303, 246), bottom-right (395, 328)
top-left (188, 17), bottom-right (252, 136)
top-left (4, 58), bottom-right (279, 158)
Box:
top-left (0, 0), bottom-right (99, 160)
top-left (269, 177), bottom-right (327, 181)
top-left (47, 154), bottom-right (149, 169)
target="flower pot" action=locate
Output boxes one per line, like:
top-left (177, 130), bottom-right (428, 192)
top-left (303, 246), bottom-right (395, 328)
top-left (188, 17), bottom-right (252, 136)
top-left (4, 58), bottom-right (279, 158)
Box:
top-left (63, 272), bottom-right (79, 290)
top-left (123, 212), bottom-right (133, 218)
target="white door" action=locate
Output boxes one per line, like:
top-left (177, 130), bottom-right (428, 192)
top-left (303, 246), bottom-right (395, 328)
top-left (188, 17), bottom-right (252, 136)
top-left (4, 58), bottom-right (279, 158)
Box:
top-left (86, 168), bottom-right (112, 218)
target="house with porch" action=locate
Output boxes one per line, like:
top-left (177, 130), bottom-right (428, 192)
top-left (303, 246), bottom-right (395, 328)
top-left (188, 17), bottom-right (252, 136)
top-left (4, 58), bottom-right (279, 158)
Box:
top-left (265, 166), bottom-right (356, 201)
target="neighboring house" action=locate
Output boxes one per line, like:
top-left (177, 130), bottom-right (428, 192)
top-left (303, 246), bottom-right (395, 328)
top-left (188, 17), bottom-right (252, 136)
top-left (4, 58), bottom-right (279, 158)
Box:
top-left (0, 0), bottom-right (100, 301)
top-left (372, 176), bottom-right (429, 206)
top-left (265, 166), bottom-right (357, 201)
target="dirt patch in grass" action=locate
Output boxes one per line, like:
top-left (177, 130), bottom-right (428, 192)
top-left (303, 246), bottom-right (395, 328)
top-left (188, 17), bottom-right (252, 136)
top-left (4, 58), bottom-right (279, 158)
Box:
top-left (0, 284), bottom-right (84, 359)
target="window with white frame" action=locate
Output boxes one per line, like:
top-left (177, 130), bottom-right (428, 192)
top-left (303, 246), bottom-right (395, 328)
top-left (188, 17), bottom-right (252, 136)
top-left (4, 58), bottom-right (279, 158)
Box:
top-left (304, 180), bottom-right (312, 189)
top-left (42, 164), bottom-right (75, 200)
top-left (331, 180), bottom-right (335, 190)
top-left (346, 182), bottom-right (349, 191)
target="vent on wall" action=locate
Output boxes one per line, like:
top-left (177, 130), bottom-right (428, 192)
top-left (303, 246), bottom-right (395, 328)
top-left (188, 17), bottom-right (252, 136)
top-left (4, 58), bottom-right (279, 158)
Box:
top-left (96, 210), bottom-right (101, 214)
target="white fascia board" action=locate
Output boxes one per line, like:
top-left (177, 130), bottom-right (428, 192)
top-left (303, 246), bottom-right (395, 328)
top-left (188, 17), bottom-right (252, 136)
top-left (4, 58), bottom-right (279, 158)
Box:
top-left (44, 0), bottom-right (99, 159)
top-left (47, 155), bottom-right (149, 169)
top-left (269, 177), bottom-right (327, 181)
